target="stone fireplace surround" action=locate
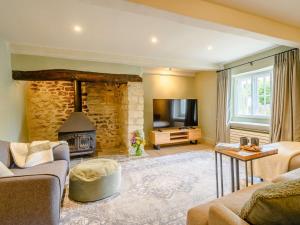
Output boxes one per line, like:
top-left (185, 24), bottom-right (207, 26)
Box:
top-left (26, 80), bottom-right (144, 155)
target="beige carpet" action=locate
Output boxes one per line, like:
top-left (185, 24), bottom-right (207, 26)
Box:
top-left (146, 143), bottom-right (214, 157)
top-left (61, 149), bottom-right (235, 225)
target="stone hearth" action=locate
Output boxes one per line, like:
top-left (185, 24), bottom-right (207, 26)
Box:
top-left (26, 80), bottom-right (144, 155)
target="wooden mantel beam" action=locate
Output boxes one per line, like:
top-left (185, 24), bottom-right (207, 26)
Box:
top-left (12, 69), bottom-right (143, 83)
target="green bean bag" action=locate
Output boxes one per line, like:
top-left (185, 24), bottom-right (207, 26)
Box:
top-left (69, 158), bottom-right (121, 202)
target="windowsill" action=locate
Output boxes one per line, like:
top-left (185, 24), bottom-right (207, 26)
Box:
top-left (233, 115), bottom-right (270, 119)
top-left (230, 121), bottom-right (270, 133)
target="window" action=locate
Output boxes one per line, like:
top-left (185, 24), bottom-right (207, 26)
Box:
top-left (232, 67), bottom-right (273, 122)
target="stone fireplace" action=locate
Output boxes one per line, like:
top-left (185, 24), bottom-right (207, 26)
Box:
top-left (58, 81), bottom-right (97, 156)
top-left (22, 70), bottom-right (144, 155)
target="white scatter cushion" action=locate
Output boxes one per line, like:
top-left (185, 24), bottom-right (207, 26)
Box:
top-left (0, 161), bottom-right (14, 177)
top-left (10, 142), bottom-right (29, 168)
top-left (25, 141), bottom-right (54, 167)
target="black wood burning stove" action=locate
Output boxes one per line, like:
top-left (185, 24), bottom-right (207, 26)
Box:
top-left (58, 81), bottom-right (96, 156)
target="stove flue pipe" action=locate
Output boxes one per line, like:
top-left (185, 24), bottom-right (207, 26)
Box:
top-left (74, 80), bottom-right (82, 112)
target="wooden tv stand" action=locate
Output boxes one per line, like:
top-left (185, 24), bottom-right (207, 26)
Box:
top-left (150, 127), bottom-right (202, 150)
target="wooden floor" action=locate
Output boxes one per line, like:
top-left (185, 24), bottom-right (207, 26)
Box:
top-left (145, 143), bottom-right (214, 157)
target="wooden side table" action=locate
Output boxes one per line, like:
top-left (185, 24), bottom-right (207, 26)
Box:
top-left (215, 144), bottom-right (278, 198)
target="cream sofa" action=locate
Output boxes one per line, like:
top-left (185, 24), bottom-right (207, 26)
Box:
top-left (187, 156), bottom-right (300, 225)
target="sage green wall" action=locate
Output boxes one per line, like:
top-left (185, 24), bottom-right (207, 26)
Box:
top-left (225, 46), bottom-right (292, 75)
top-left (226, 46), bottom-right (292, 125)
top-left (11, 54), bottom-right (143, 75)
top-left (0, 41), bottom-right (27, 141)
top-left (143, 74), bottom-right (197, 142)
top-left (194, 71), bottom-right (217, 144)
top-left (11, 47), bottom-right (290, 145)
top-left (193, 46), bottom-right (292, 145)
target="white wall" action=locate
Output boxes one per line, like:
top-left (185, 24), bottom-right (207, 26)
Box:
top-left (0, 40), bottom-right (27, 141)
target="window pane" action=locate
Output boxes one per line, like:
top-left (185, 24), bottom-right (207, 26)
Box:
top-left (232, 67), bottom-right (273, 121)
top-left (236, 77), bottom-right (252, 116)
top-left (265, 76), bottom-right (271, 96)
top-left (255, 74), bottom-right (271, 116)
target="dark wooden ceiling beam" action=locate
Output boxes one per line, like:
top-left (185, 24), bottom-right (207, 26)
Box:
top-left (12, 69), bottom-right (142, 83)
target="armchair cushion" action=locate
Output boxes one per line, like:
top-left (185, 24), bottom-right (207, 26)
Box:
top-left (240, 179), bottom-right (300, 225)
top-left (272, 168), bottom-right (300, 183)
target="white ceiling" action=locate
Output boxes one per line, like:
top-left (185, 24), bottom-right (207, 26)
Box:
top-left (207, 0), bottom-right (300, 28)
top-left (0, 0), bottom-right (280, 70)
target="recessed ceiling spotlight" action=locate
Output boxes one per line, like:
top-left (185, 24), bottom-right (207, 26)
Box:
top-left (73, 25), bottom-right (82, 33)
top-left (207, 45), bottom-right (213, 50)
top-left (151, 36), bottom-right (158, 44)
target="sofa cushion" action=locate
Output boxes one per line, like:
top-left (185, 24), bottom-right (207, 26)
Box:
top-left (240, 179), bottom-right (300, 225)
top-left (52, 142), bottom-right (70, 164)
top-left (272, 168), bottom-right (300, 183)
top-left (0, 140), bottom-right (11, 167)
top-left (11, 160), bottom-right (68, 197)
top-left (187, 182), bottom-right (270, 225)
top-left (0, 161), bottom-right (14, 177)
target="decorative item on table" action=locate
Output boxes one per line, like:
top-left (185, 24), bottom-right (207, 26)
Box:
top-left (130, 130), bottom-right (146, 156)
top-left (240, 137), bottom-right (249, 146)
top-left (240, 136), bottom-right (261, 152)
top-left (240, 144), bottom-right (261, 152)
top-left (251, 137), bottom-right (260, 146)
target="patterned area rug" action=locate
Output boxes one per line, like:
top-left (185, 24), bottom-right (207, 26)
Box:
top-left (61, 151), bottom-right (233, 225)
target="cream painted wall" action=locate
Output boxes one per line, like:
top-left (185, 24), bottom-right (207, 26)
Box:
top-left (0, 41), bottom-right (27, 141)
top-left (143, 74), bottom-right (197, 142)
top-left (195, 71), bottom-right (217, 144)
top-left (11, 54), bottom-right (143, 75)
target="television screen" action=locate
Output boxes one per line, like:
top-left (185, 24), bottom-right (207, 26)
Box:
top-left (153, 99), bottom-right (198, 129)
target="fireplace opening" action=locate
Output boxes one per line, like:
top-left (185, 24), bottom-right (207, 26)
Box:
top-left (58, 80), bottom-right (96, 156)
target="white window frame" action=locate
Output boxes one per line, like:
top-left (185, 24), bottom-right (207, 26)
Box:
top-left (232, 66), bottom-right (273, 122)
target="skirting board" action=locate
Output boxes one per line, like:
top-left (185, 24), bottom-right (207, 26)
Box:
top-left (201, 136), bottom-right (216, 145)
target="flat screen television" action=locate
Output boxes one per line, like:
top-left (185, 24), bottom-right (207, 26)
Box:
top-left (153, 99), bottom-right (198, 129)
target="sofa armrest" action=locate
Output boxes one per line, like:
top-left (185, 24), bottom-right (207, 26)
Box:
top-left (289, 153), bottom-right (300, 171)
top-left (0, 174), bottom-right (61, 225)
top-left (53, 142), bottom-right (70, 164)
top-left (208, 204), bottom-right (249, 225)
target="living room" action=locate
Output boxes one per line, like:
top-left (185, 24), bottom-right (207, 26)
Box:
top-left (0, 1), bottom-right (300, 225)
